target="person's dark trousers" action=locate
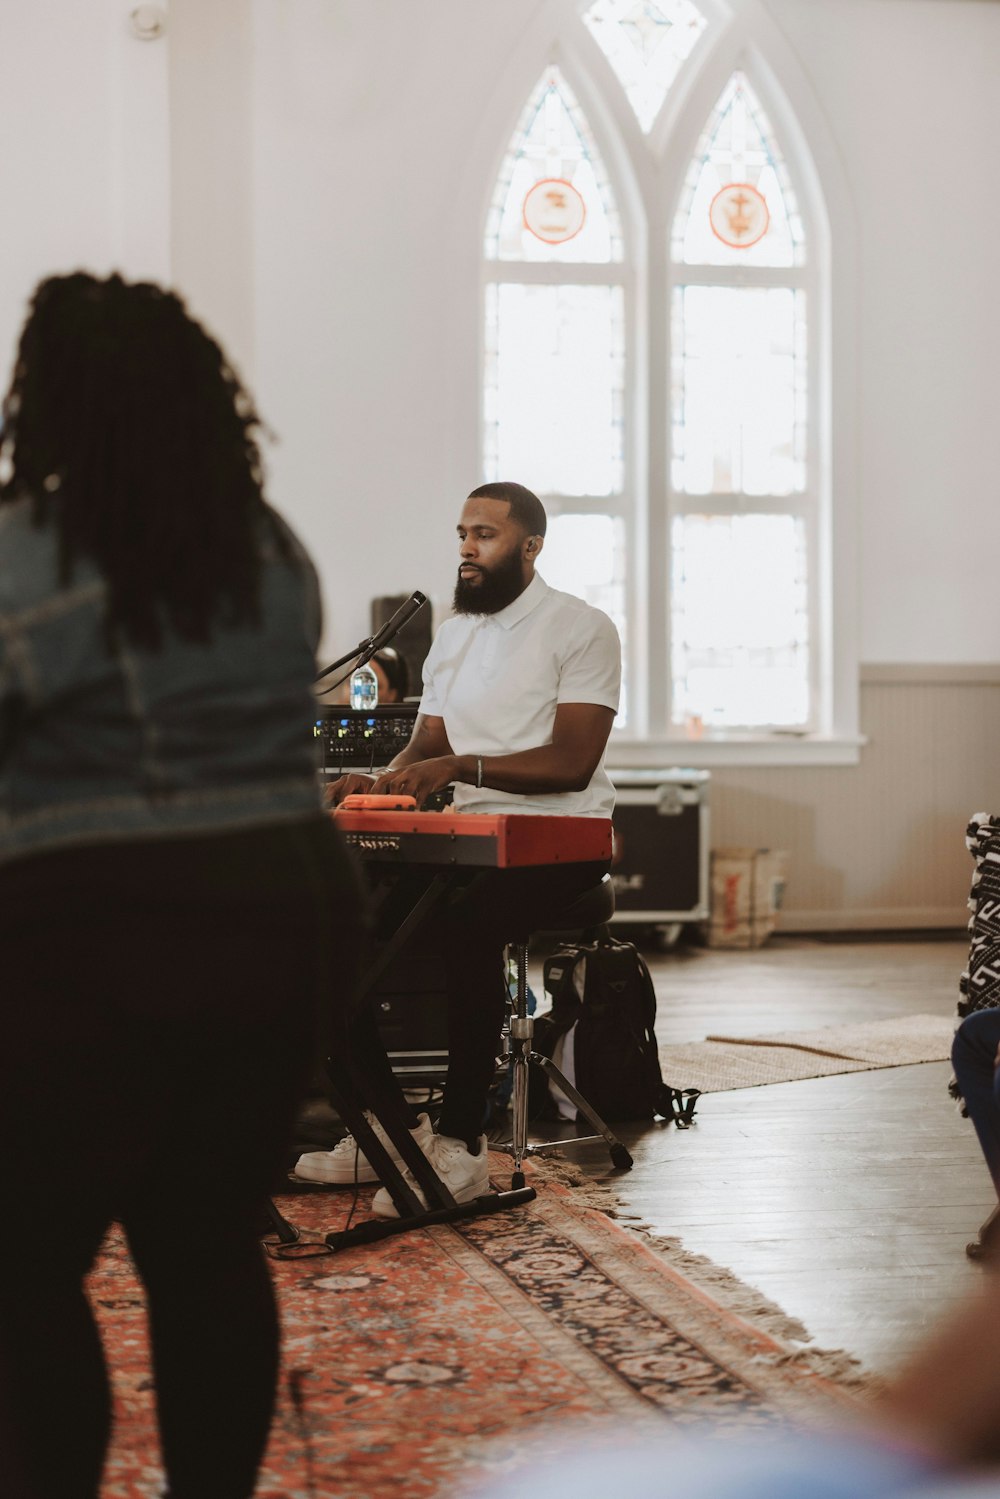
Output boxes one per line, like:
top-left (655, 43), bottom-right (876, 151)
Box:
top-left (952, 1008), bottom-right (1000, 1192)
top-left (0, 817), bottom-right (364, 1499)
top-left (335, 859), bottom-right (609, 1150)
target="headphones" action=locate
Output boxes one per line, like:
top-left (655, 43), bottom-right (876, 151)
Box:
top-left (526, 537), bottom-right (539, 553)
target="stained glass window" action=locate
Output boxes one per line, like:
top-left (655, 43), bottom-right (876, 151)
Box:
top-left (670, 514), bottom-right (810, 727)
top-left (484, 283), bottom-right (626, 496)
top-left (480, 23), bottom-right (829, 741)
top-left (667, 62), bottom-right (813, 731)
top-left (485, 66), bottom-right (623, 263)
top-left (582, 0), bottom-right (708, 133)
top-left (484, 62), bottom-right (630, 723)
top-left (671, 285), bottom-right (807, 495)
top-left (672, 72), bottom-right (805, 268)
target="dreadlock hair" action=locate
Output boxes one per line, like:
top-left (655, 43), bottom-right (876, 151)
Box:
top-left (0, 271), bottom-right (285, 650)
top-left (467, 480), bottom-right (547, 539)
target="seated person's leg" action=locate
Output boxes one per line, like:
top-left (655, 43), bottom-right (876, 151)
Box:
top-left (437, 860), bottom-right (610, 1152)
top-left (371, 864), bottom-right (607, 1218)
top-left (952, 1008), bottom-right (1000, 1194)
top-left (952, 1009), bottom-right (1000, 1257)
top-left (294, 868), bottom-right (439, 1185)
top-left (295, 1001), bottom-right (434, 1184)
top-left (299, 860), bottom-right (608, 1213)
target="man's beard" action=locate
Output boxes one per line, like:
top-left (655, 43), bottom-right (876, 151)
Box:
top-left (452, 548), bottom-right (527, 616)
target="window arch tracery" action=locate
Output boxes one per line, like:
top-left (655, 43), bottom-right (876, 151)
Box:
top-left (480, 11), bottom-right (836, 745)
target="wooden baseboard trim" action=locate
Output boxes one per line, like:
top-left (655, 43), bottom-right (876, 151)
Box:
top-left (777, 906), bottom-right (967, 933)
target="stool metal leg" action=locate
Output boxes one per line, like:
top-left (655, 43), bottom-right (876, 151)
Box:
top-left (509, 940), bottom-right (531, 1189)
top-left (502, 940), bottom-right (633, 1180)
top-left (527, 1053), bottom-right (632, 1171)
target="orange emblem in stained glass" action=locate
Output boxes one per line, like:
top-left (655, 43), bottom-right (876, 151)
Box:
top-left (709, 182), bottom-right (769, 249)
top-left (523, 178), bottom-right (587, 245)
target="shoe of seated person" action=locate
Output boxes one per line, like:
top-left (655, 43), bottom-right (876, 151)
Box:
top-left (967, 1202), bottom-right (1000, 1261)
top-left (292, 1111), bottom-right (434, 1185)
top-left (371, 1132), bottom-right (490, 1219)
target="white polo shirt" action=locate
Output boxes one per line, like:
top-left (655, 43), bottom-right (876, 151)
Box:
top-left (419, 572), bottom-right (620, 818)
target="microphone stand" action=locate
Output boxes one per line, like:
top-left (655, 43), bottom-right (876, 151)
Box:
top-left (314, 592), bottom-right (427, 691)
top-left (314, 635), bottom-right (380, 688)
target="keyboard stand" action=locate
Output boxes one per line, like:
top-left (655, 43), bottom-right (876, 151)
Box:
top-left (320, 1068), bottom-right (535, 1253)
top-left (284, 864), bottom-right (537, 1251)
top-left (289, 811), bottom-right (613, 1250)
top-left (323, 1186), bottom-right (537, 1249)
top-left (351, 870), bottom-right (453, 1010)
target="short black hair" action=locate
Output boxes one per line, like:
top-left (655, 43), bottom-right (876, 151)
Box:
top-left (372, 646), bottom-right (409, 700)
top-left (467, 481), bottom-right (546, 538)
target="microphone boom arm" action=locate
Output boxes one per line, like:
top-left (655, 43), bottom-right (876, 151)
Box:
top-left (314, 637), bottom-right (379, 684)
top-left (314, 591), bottom-right (427, 685)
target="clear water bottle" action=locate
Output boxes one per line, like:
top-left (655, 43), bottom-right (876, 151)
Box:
top-left (349, 662), bottom-right (379, 711)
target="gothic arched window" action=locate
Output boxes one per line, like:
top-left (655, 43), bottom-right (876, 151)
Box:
top-left (669, 71), bottom-right (814, 730)
top-left (483, 65), bottom-right (632, 723)
top-left (582, 0), bottom-right (708, 132)
top-left (480, 8), bottom-right (843, 751)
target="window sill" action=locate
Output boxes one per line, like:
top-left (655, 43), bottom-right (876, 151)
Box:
top-left (608, 734), bottom-right (866, 771)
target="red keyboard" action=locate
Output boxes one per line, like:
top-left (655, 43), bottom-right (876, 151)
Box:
top-left (332, 807), bottom-right (612, 868)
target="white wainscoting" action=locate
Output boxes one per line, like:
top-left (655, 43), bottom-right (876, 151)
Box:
top-left (701, 666), bottom-right (1000, 931)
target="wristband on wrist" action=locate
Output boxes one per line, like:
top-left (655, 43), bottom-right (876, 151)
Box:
top-left (476, 755), bottom-right (484, 789)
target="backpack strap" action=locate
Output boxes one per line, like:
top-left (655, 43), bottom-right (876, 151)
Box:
top-left (655, 1083), bottom-right (702, 1127)
top-left (541, 944), bottom-right (585, 1032)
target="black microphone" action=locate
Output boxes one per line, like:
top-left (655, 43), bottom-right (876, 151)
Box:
top-left (367, 591), bottom-right (427, 654)
top-left (313, 590), bottom-right (428, 686)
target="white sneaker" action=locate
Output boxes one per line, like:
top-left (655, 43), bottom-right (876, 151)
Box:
top-left (292, 1112), bottom-right (434, 1185)
top-left (371, 1132), bottom-right (490, 1218)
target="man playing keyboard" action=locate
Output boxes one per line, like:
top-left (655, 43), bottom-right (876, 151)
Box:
top-left (295, 481), bottom-right (621, 1214)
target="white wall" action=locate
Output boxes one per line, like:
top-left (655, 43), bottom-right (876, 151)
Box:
top-left (249, 0), bottom-right (543, 658)
top-left (169, 0), bottom-right (255, 381)
top-left (0, 0), bottom-right (995, 662)
top-left (763, 0), bottom-right (1000, 663)
top-left (0, 0), bottom-right (996, 923)
top-left (1, 0), bottom-right (998, 667)
top-left (0, 2), bottom-right (170, 393)
top-left (244, 0), bottom-right (1000, 663)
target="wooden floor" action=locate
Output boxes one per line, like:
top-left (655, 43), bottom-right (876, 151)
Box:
top-left (527, 932), bottom-right (992, 1377)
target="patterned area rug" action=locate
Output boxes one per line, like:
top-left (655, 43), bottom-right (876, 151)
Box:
top-left (91, 1163), bottom-right (854, 1498)
top-left (659, 1013), bottom-right (954, 1094)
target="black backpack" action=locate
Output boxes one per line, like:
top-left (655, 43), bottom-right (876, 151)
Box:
top-left (537, 932), bottom-right (699, 1126)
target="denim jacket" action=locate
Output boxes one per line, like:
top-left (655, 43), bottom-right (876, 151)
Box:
top-left (0, 497), bottom-right (324, 868)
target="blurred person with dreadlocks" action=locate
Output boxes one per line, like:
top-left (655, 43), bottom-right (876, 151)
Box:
top-left (0, 272), bottom-right (364, 1499)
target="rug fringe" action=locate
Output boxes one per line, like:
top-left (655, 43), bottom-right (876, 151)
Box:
top-left (524, 1154), bottom-right (882, 1397)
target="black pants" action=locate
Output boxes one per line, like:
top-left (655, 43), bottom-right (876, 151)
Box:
top-left (952, 1009), bottom-right (1000, 1193)
top-left (334, 859), bottom-right (609, 1146)
top-left (0, 817), bottom-right (364, 1499)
